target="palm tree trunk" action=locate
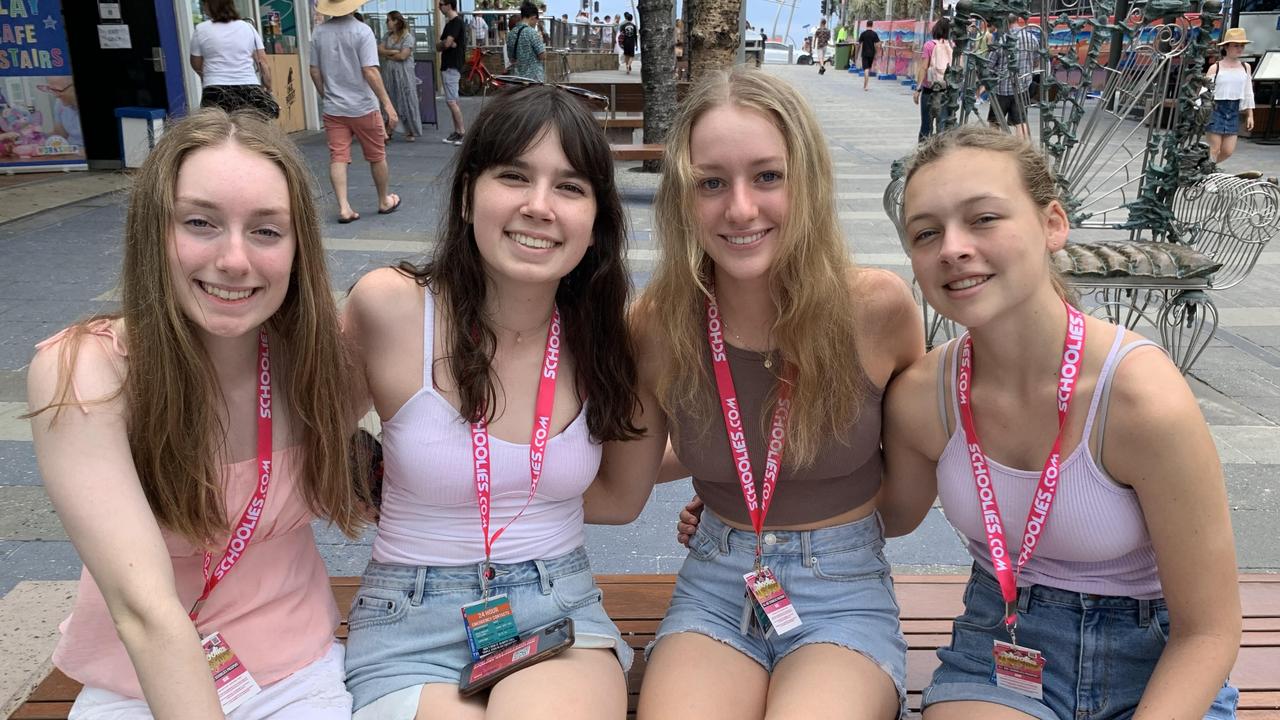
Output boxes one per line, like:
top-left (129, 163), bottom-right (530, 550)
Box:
top-left (638, 0), bottom-right (676, 171)
top-left (689, 0), bottom-right (742, 80)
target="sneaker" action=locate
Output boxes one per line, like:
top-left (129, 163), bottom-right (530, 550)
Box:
top-left (442, 132), bottom-right (461, 144)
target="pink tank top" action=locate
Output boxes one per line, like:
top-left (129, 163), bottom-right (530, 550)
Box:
top-left (935, 330), bottom-right (1165, 599)
top-left (44, 321), bottom-right (339, 697)
top-left (370, 288), bottom-right (601, 566)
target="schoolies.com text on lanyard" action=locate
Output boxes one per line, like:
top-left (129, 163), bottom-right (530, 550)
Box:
top-left (705, 293), bottom-right (793, 568)
top-left (189, 327), bottom-right (274, 622)
top-left (956, 301), bottom-right (1085, 644)
top-left (470, 308), bottom-right (562, 591)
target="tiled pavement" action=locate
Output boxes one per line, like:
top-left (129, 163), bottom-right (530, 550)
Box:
top-left (0, 63), bottom-right (1277, 713)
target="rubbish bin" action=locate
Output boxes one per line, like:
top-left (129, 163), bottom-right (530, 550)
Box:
top-left (834, 42), bottom-right (853, 71)
top-left (113, 107), bottom-right (166, 168)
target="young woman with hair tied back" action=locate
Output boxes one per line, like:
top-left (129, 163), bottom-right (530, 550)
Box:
top-left (28, 109), bottom-right (366, 720)
top-left (341, 84), bottom-right (640, 719)
top-left (879, 126), bottom-right (1241, 719)
top-left (585, 67), bottom-right (925, 719)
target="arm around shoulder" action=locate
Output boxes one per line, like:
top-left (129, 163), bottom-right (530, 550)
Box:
top-left (1102, 345), bottom-right (1241, 719)
top-left (27, 337), bottom-right (223, 720)
top-left (583, 300), bottom-right (671, 525)
top-left (879, 349), bottom-right (943, 537)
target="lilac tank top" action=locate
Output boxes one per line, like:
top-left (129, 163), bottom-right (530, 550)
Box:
top-left (371, 289), bottom-right (601, 566)
top-left (935, 330), bottom-right (1165, 599)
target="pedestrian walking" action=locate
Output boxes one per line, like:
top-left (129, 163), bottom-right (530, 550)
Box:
top-left (985, 15), bottom-right (1038, 138)
top-left (1206, 27), bottom-right (1256, 164)
top-left (438, 0), bottom-right (467, 145)
top-left (28, 109), bottom-right (367, 720)
top-left (587, 67), bottom-right (924, 720)
top-left (913, 18), bottom-right (953, 141)
top-left (189, 0), bottom-right (278, 118)
top-left (856, 21), bottom-right (880, 91)
top-left (885, 125), bottom-right (1242, 720)
top-left (341, 84), bottom-right (639, 720)
top-left (378, 11), bottom-right (422, 142)
top-left (309, 0), bottom-right (401, 224)
top-left (506, 1), bottom-right (547, 82)
top-left (618, 12), bottom-right (638, 74)
top-left (814, 19), bottom-right (831, 73)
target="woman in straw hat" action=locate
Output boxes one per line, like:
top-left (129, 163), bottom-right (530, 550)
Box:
top-left (1206, 27), bottom-right (1255, 164)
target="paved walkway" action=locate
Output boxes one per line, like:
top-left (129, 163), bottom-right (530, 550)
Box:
top-left (0, 64), bottom-right (1277, 714)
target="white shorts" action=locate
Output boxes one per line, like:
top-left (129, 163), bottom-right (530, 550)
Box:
top-left (68, 643), bottom-right (351, 720)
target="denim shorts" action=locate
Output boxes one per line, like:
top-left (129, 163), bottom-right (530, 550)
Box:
top-left (1207, 99), bottom-right (1241, 135)
top-left (922, 564), bottom-right (1239, 719)
top-left (343, 546), bottom-right (632, 715)
top-left (653, 509), bottom-right (908, 717)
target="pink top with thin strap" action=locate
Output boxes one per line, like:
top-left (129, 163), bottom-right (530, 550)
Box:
top-left (40, 320), bottom-right (339, 698)
top-left (935, 330), bottom-right (1165, 600)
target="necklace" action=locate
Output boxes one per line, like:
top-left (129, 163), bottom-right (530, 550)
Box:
top-left (723, 319), bottom-right (775, 369)
top-left (489, 309), bottom-right (554, 344)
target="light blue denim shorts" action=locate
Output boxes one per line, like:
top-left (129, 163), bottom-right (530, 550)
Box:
top-left (343, 546), bottom-right (632, 715)
top-left (922, 564), bottom-right (1239, 719)
top-left (652, 509), bottom-right (908, 717)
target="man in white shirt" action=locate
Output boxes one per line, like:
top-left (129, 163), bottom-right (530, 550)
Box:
top-left (309, 0), bottom-right (400, 223)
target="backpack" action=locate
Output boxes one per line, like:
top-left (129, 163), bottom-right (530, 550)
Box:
top-left (927, 39), bottom-right (952, 89)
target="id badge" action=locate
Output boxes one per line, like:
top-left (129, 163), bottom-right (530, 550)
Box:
top-left (738, 588), bottom-right (773, 636)
top-left (743, 567), bottom-right (802, 636)
top-left (202, 631), bottom-right (261, 714)
top-left (462, 594), bottom-right (520, 661)
top-left (992, 639), bottom-right (1046, 700)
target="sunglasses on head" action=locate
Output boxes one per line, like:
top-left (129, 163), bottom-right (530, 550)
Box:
top-left (489, 75), bottom-right (610, 112)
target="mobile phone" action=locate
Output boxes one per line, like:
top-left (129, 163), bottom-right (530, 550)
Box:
top-left (457, 618), bottom-right (575, 696)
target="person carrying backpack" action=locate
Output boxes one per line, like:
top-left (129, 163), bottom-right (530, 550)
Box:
top-left (913, 18), bottom-right (953, 141)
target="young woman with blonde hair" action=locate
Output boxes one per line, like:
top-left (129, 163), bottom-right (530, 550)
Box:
top-left (28, 109), bottom-right (366, 719)
top-left (585, 67), bottom-right (924, 719)
top-left (881, 126), bottom-right (1240, 718)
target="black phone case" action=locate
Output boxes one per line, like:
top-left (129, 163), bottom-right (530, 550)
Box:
top-left (457, 618), bottom-right (576, 696)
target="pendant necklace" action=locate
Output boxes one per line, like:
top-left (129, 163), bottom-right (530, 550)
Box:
top-left (724, 320), bottom-right (774, 369)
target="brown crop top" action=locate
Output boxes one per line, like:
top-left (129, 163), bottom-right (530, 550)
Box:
top-left (671, 342), bottom-right (884, 527)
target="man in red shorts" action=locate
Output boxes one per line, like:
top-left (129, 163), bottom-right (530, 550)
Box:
top-left (310, 0), bottom-right (401, 223)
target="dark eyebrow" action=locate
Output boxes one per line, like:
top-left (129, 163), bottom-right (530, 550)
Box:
top-left (506, 158), bottom-right (590, 185)
top-left (175, 196), bottom-right (290, 218)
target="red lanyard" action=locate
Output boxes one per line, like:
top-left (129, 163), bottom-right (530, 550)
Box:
top-left (470, 308), bottom-right (561, 587)
top-left (705, 294), bottom-right (793, 568)
top-left (956, 302), bottom-right (1085, 634)
top-left (190, 328), bottom-right (273, 622)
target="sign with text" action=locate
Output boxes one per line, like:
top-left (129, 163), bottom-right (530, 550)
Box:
top-left (0, 0), bottom-right (86, 170)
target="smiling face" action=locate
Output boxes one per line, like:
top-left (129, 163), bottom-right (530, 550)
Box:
top-left (470, 126), bottom-right (597, 290)
top-left (903, 147), bottom-right (1068, 329)
top-left (167, 141), bottom-right (295, 343)
top-left (689, 104), bottom-right (790, 285)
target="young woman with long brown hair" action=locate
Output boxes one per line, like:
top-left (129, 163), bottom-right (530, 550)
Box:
top-left (585, 68), bottom-right (925, 719)
top-left (341, 85), bottom-right (640, 719)
top-left (28, 109), bottom-right (366, 719)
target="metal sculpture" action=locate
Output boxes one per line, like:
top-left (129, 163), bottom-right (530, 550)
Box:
top-left (887, 0), bottom-right (1280, 373)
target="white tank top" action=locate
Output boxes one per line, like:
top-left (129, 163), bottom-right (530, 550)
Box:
top-left (371, 288), bottom-right (600, 566)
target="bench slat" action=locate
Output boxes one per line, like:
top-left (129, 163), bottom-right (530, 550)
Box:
top-left (11, 573), bottom-right (1280, 719)
top-left (610, 144), bottom-right (664, 161)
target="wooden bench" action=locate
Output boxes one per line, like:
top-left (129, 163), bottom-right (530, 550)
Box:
top-left (610, 144), bottom-right (664, 162)
top-left (571, 81), bottom-right (690, 117)
top-left (596, 115), bottom-right (645, 144)
top-left (10, 574), bottom-right (1279, 719)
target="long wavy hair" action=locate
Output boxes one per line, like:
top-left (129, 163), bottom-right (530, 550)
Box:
top-left (397, 85), bottom-right (640, 441)
top-left (32, 109), bottom-right (366, 544)
top-left (642, 67), bottom-right (869, 467)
